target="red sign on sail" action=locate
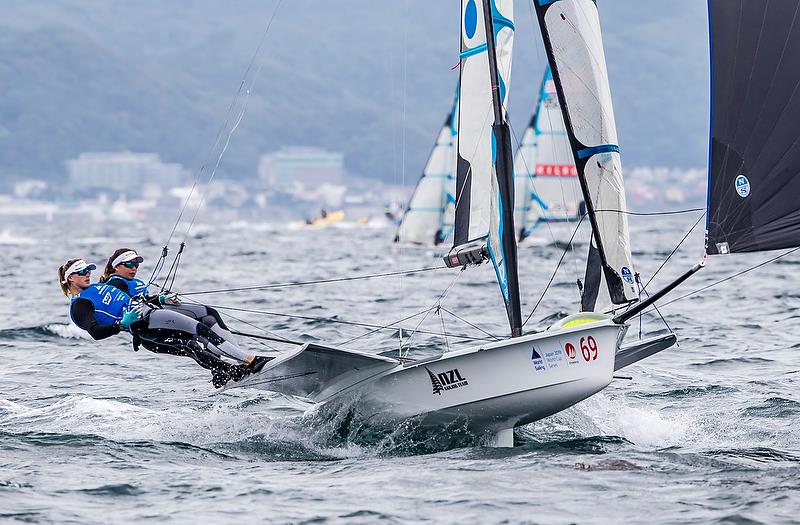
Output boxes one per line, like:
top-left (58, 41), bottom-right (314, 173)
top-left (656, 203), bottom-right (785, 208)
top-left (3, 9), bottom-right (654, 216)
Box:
top-left (535, 164), bottom-right (578, 177)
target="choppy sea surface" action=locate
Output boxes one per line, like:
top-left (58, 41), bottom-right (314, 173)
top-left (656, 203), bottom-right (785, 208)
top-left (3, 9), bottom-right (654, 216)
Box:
top-left (0, 212), bottom-right (798, 524)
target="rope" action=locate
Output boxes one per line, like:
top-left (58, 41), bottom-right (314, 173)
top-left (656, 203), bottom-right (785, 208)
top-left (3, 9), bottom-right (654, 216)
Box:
top-left (178, 265), bottom-right (448, 296)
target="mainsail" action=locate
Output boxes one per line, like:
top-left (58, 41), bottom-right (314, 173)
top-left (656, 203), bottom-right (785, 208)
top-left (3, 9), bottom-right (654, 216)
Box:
top-left (706, 0), bottom-right (800, 255)
top-left (513, 66), bottom-right (583, 242)
top-left (395, 91), bottom-right (458, 246)
top-left (533, 0), bottom-right (637, 313)
top-left (447, 0), bottom-right (522, 335)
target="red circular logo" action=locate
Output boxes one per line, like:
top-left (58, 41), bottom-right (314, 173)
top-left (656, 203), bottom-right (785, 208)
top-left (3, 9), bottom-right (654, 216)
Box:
top-left (564, 342), bottom-right (576, 359)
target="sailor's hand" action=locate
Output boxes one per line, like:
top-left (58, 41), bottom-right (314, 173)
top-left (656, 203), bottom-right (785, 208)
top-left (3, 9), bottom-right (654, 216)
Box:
top-left (120, 308), bottom-right (142, 329)
top-left (159, 293), bottom-right (181, 306)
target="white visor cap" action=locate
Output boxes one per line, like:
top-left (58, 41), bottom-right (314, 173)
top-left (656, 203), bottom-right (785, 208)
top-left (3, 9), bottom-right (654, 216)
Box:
top-left (62, 259), bottom-right (97, 283)
top-left (112, 250), bottom-right (144, 268)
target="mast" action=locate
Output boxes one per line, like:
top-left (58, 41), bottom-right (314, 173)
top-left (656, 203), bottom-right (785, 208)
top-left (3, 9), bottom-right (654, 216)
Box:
top-left (482, 0), bottom-right (521, 336)
top-left (532, 0), bottom-right (637, 313)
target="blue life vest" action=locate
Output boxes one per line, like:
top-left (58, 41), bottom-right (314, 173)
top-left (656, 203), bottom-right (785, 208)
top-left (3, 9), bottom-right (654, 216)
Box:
top-left (71, 283), bottom-right (132, 326)
top-left (107, 275), bottom-right (149, 297)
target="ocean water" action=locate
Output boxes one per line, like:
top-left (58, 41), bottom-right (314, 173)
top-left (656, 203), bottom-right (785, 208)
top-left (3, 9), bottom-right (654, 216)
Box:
top-left (1, 213), bottom-right (798, 524)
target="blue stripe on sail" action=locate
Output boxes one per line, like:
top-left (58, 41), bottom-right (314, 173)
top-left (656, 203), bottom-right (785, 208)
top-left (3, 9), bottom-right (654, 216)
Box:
top-left (576, 144), bottom-right (619, 159)
top-left (460, 44), bottom-right (487, 59)
top-left (490, 1), bottom-right (515, 33)
top-left (488, 192), bottom-right (509, 302)
top-left (531, 192), bottom-right (549, 211)
top-left (424, 173), bottom-right (451, 178)
top-left (536, 0), bottom-right (559, 5)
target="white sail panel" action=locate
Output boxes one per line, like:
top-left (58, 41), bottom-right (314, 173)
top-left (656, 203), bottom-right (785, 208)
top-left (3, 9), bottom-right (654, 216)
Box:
top-left (454, 0), bottom-right (513, 245)
top-left (539, 0), bottom-right (636, 311)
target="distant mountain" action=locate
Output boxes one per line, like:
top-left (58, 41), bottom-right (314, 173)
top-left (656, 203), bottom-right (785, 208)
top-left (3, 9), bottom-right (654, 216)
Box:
top-left (0, 0), bottom-right (709, 189)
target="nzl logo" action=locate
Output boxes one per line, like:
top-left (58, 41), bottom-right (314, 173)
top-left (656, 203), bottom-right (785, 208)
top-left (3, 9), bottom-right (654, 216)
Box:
top-left (426, 367), bottom-right (469, 395)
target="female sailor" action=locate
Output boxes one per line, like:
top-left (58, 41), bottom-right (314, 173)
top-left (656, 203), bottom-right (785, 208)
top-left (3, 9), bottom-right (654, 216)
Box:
top-left (100, 248), bottom-right (239, 352)
top-left (58, 258), bottom-right (268, 387)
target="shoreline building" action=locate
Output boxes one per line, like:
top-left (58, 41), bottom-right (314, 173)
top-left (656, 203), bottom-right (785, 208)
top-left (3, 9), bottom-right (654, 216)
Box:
top-left (258, 147), bottom-right (344, 192)
top-left (65, 152), bottom-right (187, 198)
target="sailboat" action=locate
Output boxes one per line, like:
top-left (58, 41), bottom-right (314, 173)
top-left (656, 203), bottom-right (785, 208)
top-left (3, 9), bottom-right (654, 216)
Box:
top-left (230, 0), bottom-right (800, 447)
top-left (394, 89), bottom-right (458, 246)
top-left (513, 66), bottom-right (584, 244)
top-left (231, 0), bottom-right (677, 447)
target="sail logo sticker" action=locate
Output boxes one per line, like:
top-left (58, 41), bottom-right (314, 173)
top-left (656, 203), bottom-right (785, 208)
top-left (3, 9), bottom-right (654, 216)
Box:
top-left (620, 266), bottom-right (634, 284)
top-left (563, 342), bottom-right (579, 365)
top-left (735, 175), bottom-right (750, 197)
top-left (426, 367), bottom-right (468, 395)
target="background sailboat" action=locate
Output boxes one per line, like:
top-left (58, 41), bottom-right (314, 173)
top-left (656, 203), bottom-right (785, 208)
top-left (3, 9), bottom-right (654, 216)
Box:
top-left (513, 66), bottom-right (584, 244)
top-left (394, 90), bottom-right (458, 246)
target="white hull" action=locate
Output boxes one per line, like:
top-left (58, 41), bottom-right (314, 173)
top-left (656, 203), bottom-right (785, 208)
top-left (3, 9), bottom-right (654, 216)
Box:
top-left (233, 313), bottom-right (627, 446)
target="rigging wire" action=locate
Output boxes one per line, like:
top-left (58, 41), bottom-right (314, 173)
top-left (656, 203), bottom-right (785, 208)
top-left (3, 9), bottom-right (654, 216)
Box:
top-left (522, 213), bottom-right (586, 327)
top-left (396, 267), bottom-right (465, 357)
top-left (642, 211), bottom-right (705, 292)
top-left (177, 265), bottom-right (448, 296)
top-left (203, 303), bottom-right (496, 344)
top-left (439, 307), bottom-right (501, 340)
top-left (519, 206), bottom-right (703, 328)
top-left (645, 246), bottom-right (800, 313)
top-left (151, 0), bottom-right (284, 286)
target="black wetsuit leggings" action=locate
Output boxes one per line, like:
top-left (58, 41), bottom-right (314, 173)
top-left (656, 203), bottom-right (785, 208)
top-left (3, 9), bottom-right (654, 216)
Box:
top-left (132, 308), bottom-right (249, 368)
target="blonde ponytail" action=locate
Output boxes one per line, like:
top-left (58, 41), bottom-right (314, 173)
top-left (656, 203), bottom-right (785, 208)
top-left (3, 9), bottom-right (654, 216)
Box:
top-left (58, 258), bottom-right (80, 297)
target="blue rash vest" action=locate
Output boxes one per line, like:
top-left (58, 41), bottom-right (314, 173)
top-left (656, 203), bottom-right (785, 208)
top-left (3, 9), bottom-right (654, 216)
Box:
top-left (106, 275), bottom-right (149, 297)
top-left (70, 283), bottom-right (132, 326)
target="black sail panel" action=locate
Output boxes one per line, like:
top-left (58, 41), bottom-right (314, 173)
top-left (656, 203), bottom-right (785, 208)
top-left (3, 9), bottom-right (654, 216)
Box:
top-left (707, 0), bottom-right (800, 254)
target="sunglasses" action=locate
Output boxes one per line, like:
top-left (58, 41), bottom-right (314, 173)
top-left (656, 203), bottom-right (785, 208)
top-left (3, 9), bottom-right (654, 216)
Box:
top-left (121, 261), bottom-right (140, 269)
top-left (74, 268), bottom-right (92, 276)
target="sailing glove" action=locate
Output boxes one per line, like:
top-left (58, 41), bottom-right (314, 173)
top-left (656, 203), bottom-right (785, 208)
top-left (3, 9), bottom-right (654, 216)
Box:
top-left (159, 293), bottom-right (181, 306)
top-left (120, 308), bottom-right (142, 329)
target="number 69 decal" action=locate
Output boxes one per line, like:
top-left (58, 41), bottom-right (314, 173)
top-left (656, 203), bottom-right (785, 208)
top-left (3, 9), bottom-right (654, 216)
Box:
top-left (580, 336), bottom-right (598, 362)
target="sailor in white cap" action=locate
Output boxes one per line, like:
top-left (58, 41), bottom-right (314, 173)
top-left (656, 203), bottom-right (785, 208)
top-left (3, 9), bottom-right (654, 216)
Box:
top-left (59, 256), bottom-right (270, 387)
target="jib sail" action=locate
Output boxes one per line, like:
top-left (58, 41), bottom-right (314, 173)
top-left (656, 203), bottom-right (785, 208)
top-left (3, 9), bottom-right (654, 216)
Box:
top-left (533, 0), bottom-right (637, 313)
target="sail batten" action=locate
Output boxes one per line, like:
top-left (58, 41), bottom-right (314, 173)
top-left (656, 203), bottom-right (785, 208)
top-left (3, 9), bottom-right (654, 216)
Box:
top-left (706, 0), bottom-right (800, 255)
